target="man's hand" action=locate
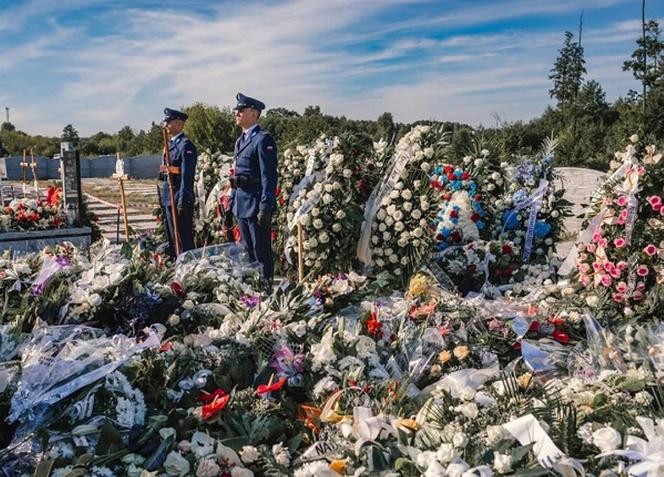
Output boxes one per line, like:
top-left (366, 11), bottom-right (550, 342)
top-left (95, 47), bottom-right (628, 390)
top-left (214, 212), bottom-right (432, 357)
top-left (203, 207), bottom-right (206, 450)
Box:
top-left (257, 210), bottom-right (272, 229)
top-left (159, 164), bottom-right (168, 173)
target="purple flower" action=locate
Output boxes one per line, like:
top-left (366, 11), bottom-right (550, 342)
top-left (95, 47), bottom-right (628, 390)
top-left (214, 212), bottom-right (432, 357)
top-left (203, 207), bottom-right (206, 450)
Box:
top-left (55, 256), bottom-right (71, 267)
top-left (31, 283), bottom-right (44, 296)
top-left (240, 294), bottom-right (259, 308)
top-left (271, 344), bottom-right (305, 376)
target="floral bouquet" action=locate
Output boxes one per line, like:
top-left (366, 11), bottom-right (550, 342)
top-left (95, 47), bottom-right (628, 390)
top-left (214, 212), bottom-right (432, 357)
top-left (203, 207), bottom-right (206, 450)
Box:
top-left (572, 137), bottom-right (663, 319)
top-left (193, 151), bottom-right (235, 246)
top-left (0, 186), bottom-right (65, 232)
top-left (357, 124), bottom-right (448, 281)
top-left (283, 134), bottom-right (372, 276)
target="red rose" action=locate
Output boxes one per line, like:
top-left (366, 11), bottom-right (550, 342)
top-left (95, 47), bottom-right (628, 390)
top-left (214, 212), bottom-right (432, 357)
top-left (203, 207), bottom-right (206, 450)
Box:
top-left (552, 329), bottom-right (570, 344)
top-left (502, 244), bottom-right (512, 255)
top-left (170, 281), bottom-right (186, 299)
top-left (461, 172), bottom-right (470, 180)
top-left (451, 231), bottom-right (462, 242)
top-left (444, 165), bottom-right (454, 174)
top-left (471, 213), bottom-right (480, 222)
top-left (528, 321), bottom-right (540, 333)
top-left (447, 173), bottom-right (456, 181)
top-left (449, 210), bottom-right (459, 218)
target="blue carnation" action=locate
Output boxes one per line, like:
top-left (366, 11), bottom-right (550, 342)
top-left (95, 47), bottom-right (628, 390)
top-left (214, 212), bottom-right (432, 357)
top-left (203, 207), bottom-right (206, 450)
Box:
top-left (502, 210), bottom-right (520, 231)
top-left (534, 221), bottom-right (552, 238)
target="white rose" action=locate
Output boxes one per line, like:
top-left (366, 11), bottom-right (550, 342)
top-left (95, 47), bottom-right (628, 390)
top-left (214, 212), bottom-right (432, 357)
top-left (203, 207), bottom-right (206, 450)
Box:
top-left (394, 221), bottom-right (404, 232)
top-left (382, 232), bottom-right (391, 241)
top-left (322, 194), bottom-right (333, 204)
top-left (311, 208), bottom-right (320, 217)
top-left (403, 202), bottom-right (413, 211)
top-left (371, 235), bottom-right (379, 244)
top-left (630, 134), bottom-right (639, 143)
top-left (412, 209), bottom-right (422, 219)
top-left (319, 233), bottom-right (329, 244)
top-left (272, 443), bottom-right (291, 467)
top-left (551, 210), bottom-right (559, 218)
top-left (389, 254), bottom-right (398, 263)
top-left (324, 184), bottom-right (334, 192)
top-left (343, 168), bottom-right (352, 178)
top-left (493, 453), bottom-right (512, 474)
top-left (447, 460), bottom-right (470, 477)
top-left (87, 293), bottom-right (102, 307)
top-left (436, 443), bottom-right (457, 463)
top-left (458, 402), bottom-right (478, 419)
top-left (163, 451), bottom-right (190, 476)
top-left (424, 147), bottom-right (434, 158)
top-left (420, 202), bottom-right (429, 211)
top-left (376, 210), bottom-right (386, 220)
top-left (394, 181), bottom-right (404, 190)
top-left (400, 256), bottom-right (409, 265)
top-left (390, 190), bottom-right (400, 199)
top-left (231, 468), bottom-right (254, 477)
top-left (421, 162), bottom-right (431, 172)
top-left (314, 183), bottom-right (323, 193)
top-left (336, 210), bottom-right (346, 220)
top-left (397, 238), bottom-right (407, 247)
top-left (413, 227), bottom-right (423, 238)
top-left (325, 165), bottom-right (334, 175)
top-left (402, 189), bottom-right (412, 200)
top-left (313, 219), bottom-right (323, 229)
top-left (196, 459), bottom-right (221, 477)
top-left (452, 432), bottom-right (467, 448)
top-left (592, 427), bottom-right (621, 452)
top-left (379, 223), bottom-right (387, 232)
top-left (474, 159), bottom-right (483, 167)
top-left (333, 223), bottom-right (342, 232)
top-left (355, 336), bottom-right (376, 358)
top-left (375, 258), bottom-right (385, 267)
top-left (385, 216), bottom-right (394, 226)
top-left (393, 210), bottom-right (403, 221)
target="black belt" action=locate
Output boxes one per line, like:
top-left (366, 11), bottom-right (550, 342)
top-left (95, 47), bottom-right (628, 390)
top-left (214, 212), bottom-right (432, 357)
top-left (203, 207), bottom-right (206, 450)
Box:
top-left (230, 175), bottom-right (261, 188)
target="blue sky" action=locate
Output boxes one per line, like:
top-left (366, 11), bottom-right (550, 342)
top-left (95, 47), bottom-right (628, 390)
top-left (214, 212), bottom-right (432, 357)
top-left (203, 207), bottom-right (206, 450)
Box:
top-left (0, 0), bottom-right (662, 136)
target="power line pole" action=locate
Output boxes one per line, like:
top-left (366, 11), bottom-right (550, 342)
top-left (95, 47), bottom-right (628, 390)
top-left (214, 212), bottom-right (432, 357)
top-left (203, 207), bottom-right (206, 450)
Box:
top-left (4, 107), bottom-right (8, 123)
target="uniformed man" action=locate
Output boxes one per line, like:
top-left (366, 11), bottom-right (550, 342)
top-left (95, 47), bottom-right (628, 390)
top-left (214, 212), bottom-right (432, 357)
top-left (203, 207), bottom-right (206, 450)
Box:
top-left (160, 107), bottom-right (197, 255)
top-left (228, 93), bottom-right (278, 287)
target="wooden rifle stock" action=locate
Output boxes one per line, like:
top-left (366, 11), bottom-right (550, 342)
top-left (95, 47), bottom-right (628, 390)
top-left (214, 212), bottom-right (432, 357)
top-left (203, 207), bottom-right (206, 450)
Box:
top-left (162, 128), bottom-right (181, 256)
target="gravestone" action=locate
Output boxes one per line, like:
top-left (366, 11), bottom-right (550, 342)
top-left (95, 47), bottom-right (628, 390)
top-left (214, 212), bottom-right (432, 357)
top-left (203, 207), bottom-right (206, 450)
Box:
top-left (60, 142), bottom-right (83, 226)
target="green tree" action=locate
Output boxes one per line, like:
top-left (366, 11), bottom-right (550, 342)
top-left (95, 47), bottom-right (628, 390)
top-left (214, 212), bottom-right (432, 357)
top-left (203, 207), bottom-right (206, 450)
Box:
top-left (183, 102), bottom-right (236, 154)
top-left (549, 31), bottom-right (586, 106)
top-left (116, 126), bottom-right (135, 154)
top-left (376, 112), bottom-right (395, 141)
top-left (61, 124), bottom-right (80, 146)
top-left (1, 122), bottom-right (15, 132)
top-left (623, 20), bottom-right (664, 92)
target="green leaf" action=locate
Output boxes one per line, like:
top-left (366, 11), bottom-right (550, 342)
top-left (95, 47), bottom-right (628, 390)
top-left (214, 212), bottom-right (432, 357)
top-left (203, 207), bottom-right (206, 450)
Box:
top-left (95, 422), bottom-right (125, 455)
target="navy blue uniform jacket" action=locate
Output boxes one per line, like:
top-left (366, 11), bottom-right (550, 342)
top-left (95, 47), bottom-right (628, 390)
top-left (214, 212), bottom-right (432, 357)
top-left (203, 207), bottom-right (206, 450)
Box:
top-left (230, 125), bottom-right (278, 219)
top-left (162, 133), bottom-right (197, 207)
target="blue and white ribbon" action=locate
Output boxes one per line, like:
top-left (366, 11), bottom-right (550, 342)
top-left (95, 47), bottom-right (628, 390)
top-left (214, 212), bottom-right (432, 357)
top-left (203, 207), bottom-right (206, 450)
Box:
top-left (502, 179), bottom-right (548, 263)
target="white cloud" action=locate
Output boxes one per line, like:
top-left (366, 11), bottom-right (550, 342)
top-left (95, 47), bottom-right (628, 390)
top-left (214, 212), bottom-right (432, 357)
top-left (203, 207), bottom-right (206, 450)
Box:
top-left (0, 0), bottom-right (657, 135)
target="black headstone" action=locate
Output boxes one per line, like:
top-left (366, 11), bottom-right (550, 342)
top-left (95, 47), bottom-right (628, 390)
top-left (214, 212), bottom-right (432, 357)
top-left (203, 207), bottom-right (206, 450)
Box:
top-left (60, 150), bottom-right (83, 226)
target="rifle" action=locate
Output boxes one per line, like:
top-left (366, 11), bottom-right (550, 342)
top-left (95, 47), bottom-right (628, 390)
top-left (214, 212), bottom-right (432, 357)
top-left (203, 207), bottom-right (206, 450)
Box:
top-left (162, 128), bottom-right (181, 256)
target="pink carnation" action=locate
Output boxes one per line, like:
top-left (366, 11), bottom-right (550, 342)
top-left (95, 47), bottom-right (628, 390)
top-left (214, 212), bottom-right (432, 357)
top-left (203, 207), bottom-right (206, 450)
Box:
top-left (601, 275), bottom-right (613, 287)
top-left (579, 263), bottom-right (591, 273)
top-left (592, 262), bottom-right (602, 272)
top-left (598, 238), bottom-right (608, 248)
top-left (613, 293), bottom-right (624, 303)
top-left (616, 261), bottom-right (628, 271)
top-left (603, 262), bottom-right (615, 273)
top-left (619, 209), bottom-right (629, 220)
top-left (633, 290), bottom-right (644, 301)
top-left (609, 268), bottom-right (621, 279)
top-left (636, 282), bottom-right (646, 291)
top-left (615, 196), bottom-right (628, 207)
top-left (581, 275), bottom-right (591, 287)
top-left (613, 237), bottom-right (626, 248)
top-left (592, 232), bottom-right (602, 242)
top-left (615, 281), bottom-right (628, 293)
top-left (636, 265), bottom-right (649, 277)
top-left (587, 243), bottom-right (596, 253)
top-left (576, 243), bottom-right (586, 252)
top-left (644, 244), bottom-right (657, 256)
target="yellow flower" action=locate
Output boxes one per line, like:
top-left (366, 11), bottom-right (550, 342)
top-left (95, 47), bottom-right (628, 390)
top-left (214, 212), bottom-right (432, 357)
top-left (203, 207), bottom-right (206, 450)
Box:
top-left (438, 350), bottom-right (452, 364)
top-left (517, 373), bottom-right (533, 389)
top-left (330, 459), bottom-right (347, 475)
top-left (396, 418), bottom-right (419, 432)
top-left (407, 274), bottom-right (430, 298)
top-left (453, 346), bottom-right (469, 360)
